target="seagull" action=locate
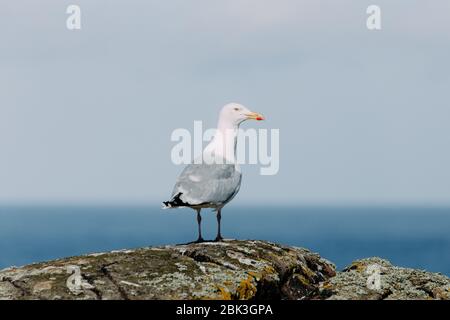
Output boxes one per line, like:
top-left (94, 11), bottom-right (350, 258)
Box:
top-left (163, 103), bottom-right (265, 242)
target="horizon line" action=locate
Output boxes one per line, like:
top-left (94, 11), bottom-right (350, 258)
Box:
top-left (1, 201), bottom-right (450, 210)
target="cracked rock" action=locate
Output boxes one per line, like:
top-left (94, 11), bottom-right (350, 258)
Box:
top-left (0, 240), bottom-right (448, 300)
top-left (319, 257), bottom-right (450, 300)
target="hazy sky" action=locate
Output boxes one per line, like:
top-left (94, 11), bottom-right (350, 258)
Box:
top-left (1, 1), bottom-right (449, 205)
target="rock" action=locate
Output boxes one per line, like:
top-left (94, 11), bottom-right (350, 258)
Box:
top-left (0, 240), bottom-right (448, 300)
top-left (0, 240), bottom-right (335, 300)
top-left (319, 257), bottom-right (450, 300)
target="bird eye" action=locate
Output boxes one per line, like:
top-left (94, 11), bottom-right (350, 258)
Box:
top-left (234, 107), bottom-right (240, 111)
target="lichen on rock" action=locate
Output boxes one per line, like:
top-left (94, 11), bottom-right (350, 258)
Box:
top-left (319, 257), bottom-right (450, 300)
top-left (0, 240), bottom-right (448, 300)
top-left (0, 240), bottom-right (334, 300)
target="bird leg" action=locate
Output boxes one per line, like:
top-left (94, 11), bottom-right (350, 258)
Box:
top-left (214, 208), bottom-right (224, 242)
top-left (195, 209), bottom-right (205, 243)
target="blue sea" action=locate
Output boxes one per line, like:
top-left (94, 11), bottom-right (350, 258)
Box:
top-left (0, 206), bottom-right (449, 276)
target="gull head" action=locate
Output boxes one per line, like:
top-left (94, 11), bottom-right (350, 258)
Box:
top-left (219, 103), bottom-right (265, 127)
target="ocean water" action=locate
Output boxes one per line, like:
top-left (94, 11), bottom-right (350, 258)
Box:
top-left (0, 206), bottom-right (449, 276)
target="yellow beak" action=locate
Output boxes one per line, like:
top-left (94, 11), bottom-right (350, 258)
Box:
top-left (245, 112), bottom-right (265, 121)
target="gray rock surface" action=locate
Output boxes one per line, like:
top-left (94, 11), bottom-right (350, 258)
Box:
top-left (0, 240), bottom-right (448, 300)
top-left (319, 257), bottom-right (450, 300)
top-left (0, 240), bottom-right (335, 300)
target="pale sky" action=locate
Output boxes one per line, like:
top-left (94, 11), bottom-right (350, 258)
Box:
top-left (1, 0), bottom-right (449, 205)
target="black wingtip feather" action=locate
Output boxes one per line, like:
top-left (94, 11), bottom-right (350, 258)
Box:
top-left (162, 192), bottom-right (189, 208)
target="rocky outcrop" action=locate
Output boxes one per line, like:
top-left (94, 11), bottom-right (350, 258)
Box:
top-left (319, 257), bottom-right (450, 300)
top-left (0, 240), bottom-right (335, 300)
top-left (0, 240), bottom-right (448, 300)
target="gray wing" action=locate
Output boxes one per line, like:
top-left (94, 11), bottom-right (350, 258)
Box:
top-left (170, 163), bottom-right (242, 207)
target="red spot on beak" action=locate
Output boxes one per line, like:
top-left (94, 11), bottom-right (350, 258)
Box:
top-left (256, 116), bottom-right (264, 121)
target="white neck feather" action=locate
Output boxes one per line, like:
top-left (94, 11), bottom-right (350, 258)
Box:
top-left (203, 118), bottom-right (239, 164)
